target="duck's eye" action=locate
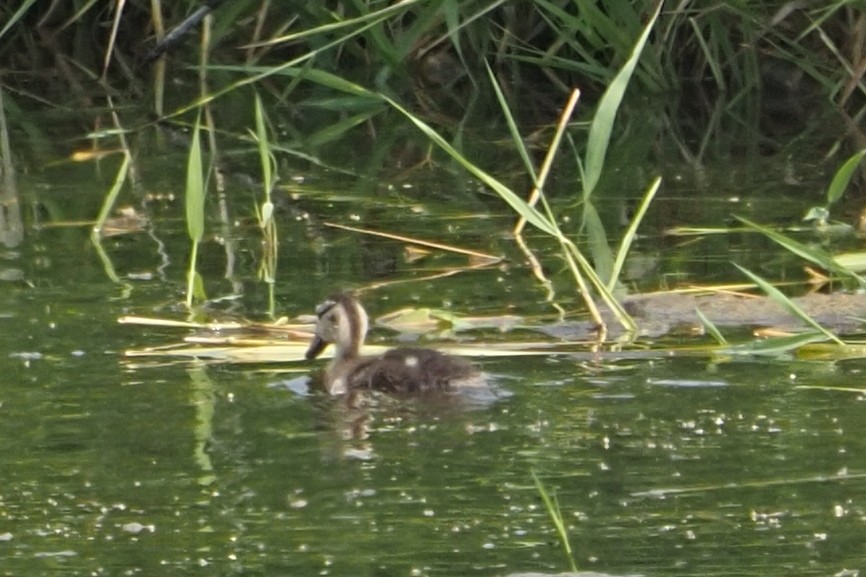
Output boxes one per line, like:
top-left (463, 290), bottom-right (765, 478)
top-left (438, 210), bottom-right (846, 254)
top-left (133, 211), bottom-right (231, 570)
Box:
top-left (327, 313), bottom-right (337, 322)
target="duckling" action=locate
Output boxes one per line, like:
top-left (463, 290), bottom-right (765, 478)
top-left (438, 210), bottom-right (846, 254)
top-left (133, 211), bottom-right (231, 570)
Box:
top-left (305, 293), bottom-right (479, 395)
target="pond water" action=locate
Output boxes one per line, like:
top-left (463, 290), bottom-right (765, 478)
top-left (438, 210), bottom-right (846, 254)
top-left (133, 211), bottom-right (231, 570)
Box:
top-left (2, 109), bottom-right (866, 577)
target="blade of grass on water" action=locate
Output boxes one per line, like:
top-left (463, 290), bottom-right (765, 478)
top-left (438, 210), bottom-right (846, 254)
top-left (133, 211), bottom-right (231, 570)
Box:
top-left (826, 148), bottom-right (866, 205)
top-left (186, 116), bottom-right (205, 244)
top-left (695, 307), bottom-right (728, 345)
top-left (253, 92), bottom-right (274, 202)
top-left (607, 176), bottom-right (661, 290)
top-left (185, 116), bottom-right (205, 307)
top-left (721, 330), bottom-right (830, 356)
top-left (531, 471), bottom-right (578, 574)
top-left (734, 265), bottom-right (843, 345)
top-left (736, 216), bottom-right (866, 289)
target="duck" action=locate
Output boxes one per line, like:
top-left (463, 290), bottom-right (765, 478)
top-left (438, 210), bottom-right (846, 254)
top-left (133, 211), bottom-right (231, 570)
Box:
top-left (305, 293), bottom-right (480, 395)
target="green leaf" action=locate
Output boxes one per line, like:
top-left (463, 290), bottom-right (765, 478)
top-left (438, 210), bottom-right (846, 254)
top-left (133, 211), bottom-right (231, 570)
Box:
top-left (583, 1), bottom-right (661, 196)
top-left (485, 61), bottom-right (537, 184)
top-left (721, 331), bottom-right (830, 356)
top-left (185, 116), bottom-right (205, 244)
top-left (191, 269), bottom-right (207, 302)
top-left (582, 201), bottom-right (613, 281)
top-left (253, 93), bottom-right (273, 199)
top-left (695, 307), bottom-right (727, 345)
top-left (736, 216), bottom-right (866, 289)
top-left (608, 176), bottom-right (661, 290)
top-left (827, 148), bottom-right (866, 205)
top-left (734, 265), bottom-right (843, 345)
top-left (531, 471), bottom-right (578, 573)
top-left (383, 96), bottom-right (558, 236)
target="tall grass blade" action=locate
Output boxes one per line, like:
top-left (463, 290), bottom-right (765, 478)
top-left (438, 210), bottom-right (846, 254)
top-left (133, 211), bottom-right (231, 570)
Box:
top-left (166, 10), bottom-right (396, 120)
top-left (736, 216), bottom-right (866, 289)
top-left (582, 200), bottom-right (614, 283)
top-left (722, 331), bottom-right (830, 356)
top-left (253, 92), bottom-right (274, 202)
top-left (92, 153), bottom-right (131, 236)
top-left (0, 0), bottom-right (38, 41)
top-left (826, 148), bottom-right (866, 205)
top-left (384, 94), bottom-right (635, 330)
top-left (185, 115), bottom-right (205, 308)
top-left (383, 96), bottom-right (558, 236)
top-left (186, 117), bottom-right (205, 243)
top-left (607, 176), bottom-right (662, 290)
top-left (484, 61), bottom-right (538, 183)
top-left (583, 1), bottom-right (662, 196)
top-left (253, 93), bottom-right (279, 317)
top-left (531, 471), bottom-right (578, 573)
top-left (734, 265), bottom-right (843, 345)
top-left (695, 307), bottom-right (728, 345)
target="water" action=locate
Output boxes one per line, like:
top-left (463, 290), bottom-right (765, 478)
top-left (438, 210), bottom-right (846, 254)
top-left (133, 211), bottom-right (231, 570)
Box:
top-left (1, 113), bottom-right (865, 576)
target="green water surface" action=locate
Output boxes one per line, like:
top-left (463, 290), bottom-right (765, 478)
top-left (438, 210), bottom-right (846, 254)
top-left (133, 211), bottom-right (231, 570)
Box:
top-left (1, 114), bottom-right (865, 577)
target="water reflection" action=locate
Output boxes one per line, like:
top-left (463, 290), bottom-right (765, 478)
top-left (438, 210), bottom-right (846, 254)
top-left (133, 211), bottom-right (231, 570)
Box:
top-left (0, 89), bottom-right (23, 250)
top-left (270, 372), bottom-right (508, 459)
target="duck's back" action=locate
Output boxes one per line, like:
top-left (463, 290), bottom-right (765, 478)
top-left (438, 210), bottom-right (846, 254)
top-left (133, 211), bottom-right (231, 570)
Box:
top-left (350, 347), bottom-right (477, 393)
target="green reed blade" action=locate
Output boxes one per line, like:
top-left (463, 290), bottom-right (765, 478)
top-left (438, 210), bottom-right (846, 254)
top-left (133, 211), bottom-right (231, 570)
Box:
top-left (384, 96), bottom-right (558, 236)
top-left (827, 148), bottom-right (866, 205)
top-left (253, 92), bottom-right (273, 202)
top-left (736, 216), bottom-right (866, 289)
top-left (185, 116), bottom-right (205, 243)
top-left (583, 1), bottom-right (661, 197)
top-left (607, 176), bottom-right (662, 290)
top-left (695, 307), bottom-right (728, 346)
top-left (531, 471), bottom-right (578, 573)
top-left (734, 265), bottom-right (843, 345)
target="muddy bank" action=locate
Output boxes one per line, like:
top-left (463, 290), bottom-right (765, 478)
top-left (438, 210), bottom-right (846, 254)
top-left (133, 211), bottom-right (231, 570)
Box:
top-left (546, 292), bottom-right (866, 340)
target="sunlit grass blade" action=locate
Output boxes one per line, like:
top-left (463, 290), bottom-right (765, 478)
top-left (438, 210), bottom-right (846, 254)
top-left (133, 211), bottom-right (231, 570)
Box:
top-left (734, 265), bottom-right (843, 345)
top-left (253, 92), bottom-right (274, 201)
top-left (101, 0), bottom-right (126, 79)
top-left (736, 216), bottom-right (866, 289)
top-left (826, 148), bottom-right (866, 205)
top-left (832, 251), bottom-right (866, 273)
top-left (92, 152), bottom-right (131, 236)
top-left (185, 115), bottom-right (205, 308)
top-left (323, 222), bottom-right (501, 262)
top-left (695, 307), bottom-right (727, 345)
top-left (249, 0), bottom-right (422, 47)
top-left (720, 331), bottom-right (830, 356)
top-left (664, 226), bottom-right (749, 236)
top-left (531, 471), bottom-right (578, 574)
top-left (0, 0), bottom-right (39, 41)
top-left (794, 384), bottom-right (866, 394)
top-left (561, 239), bottom-right (637, 332)
top-left (382, 96), bottom-right (557, 236)
top-left (252, 93), bottom-right (279, 316)
top-left (381, 94), bottom-right (634, 331)
top-left (186, 117), bottom-right (205, 243)
top-left (581, 200), bottom-right (614, 283)
top-left (484, 60), bottom-right (538, 183)
top-left (583, 0), bottom-right (662, 196)
top-left (607, 176), bottom-right (662, 290)
top-left (305, 110), bottom-right (380, 147)
top-left (166, 14), bottom-right (393, 120)
top-left (797, 341), bottom-right (866, 361)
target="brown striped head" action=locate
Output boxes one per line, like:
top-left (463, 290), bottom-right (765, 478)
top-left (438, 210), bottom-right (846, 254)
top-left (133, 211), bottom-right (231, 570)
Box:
top-left (305, 293), bottom-right (369, 361)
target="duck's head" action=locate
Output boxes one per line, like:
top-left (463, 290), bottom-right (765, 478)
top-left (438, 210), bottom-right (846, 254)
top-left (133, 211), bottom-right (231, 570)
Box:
top-left (305, 293), bottom-right (369, 361)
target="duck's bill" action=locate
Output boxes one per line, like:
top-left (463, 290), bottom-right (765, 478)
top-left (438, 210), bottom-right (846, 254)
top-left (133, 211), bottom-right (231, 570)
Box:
top-left (305, 336), bottom-right (328, 360)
